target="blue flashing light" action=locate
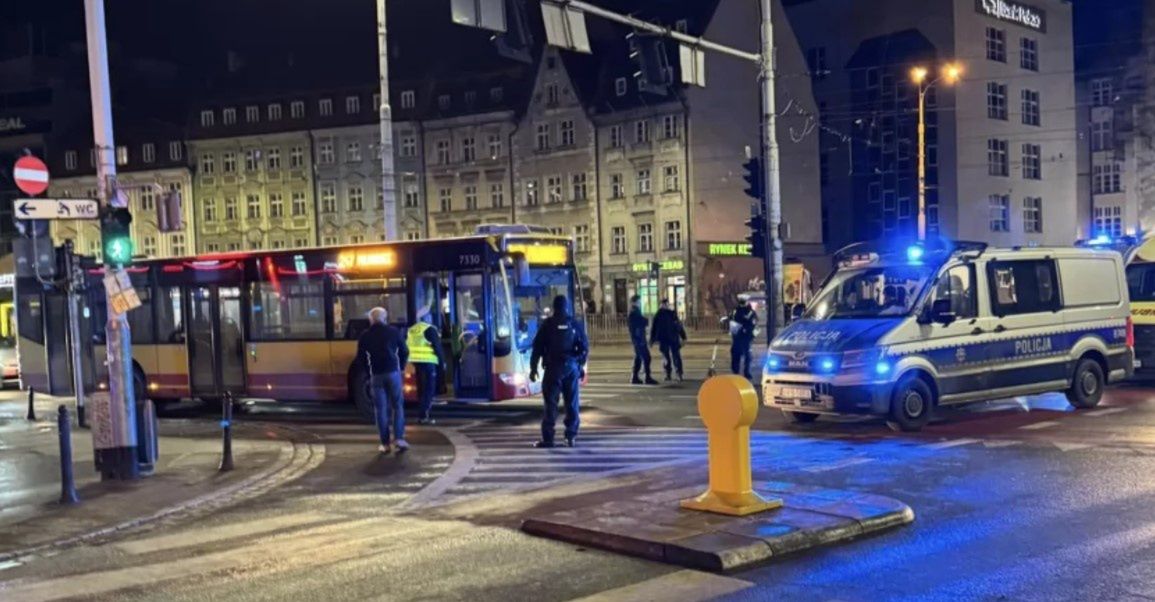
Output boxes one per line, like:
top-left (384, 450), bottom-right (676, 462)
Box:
top-left (819, 358), bottom-right (836, 373)
top-left (906, 245), bottom-right (925, 263)
top-left (766, 357), bottom-right (781, 372)
top-left (875, 361), bottom-right (892, 376)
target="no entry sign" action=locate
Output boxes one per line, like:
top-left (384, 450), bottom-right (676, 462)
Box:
top-left (13, 156), bottom-right (49, 196)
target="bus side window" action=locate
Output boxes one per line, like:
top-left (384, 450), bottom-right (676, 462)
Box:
top-left (157, 286), bottom-right (184, 343)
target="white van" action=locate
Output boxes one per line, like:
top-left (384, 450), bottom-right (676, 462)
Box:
top-left (762, 240), bottom-right (1134, 431)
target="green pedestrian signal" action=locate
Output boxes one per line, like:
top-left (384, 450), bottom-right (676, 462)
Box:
top-left (101, 207), bottom-right (134, 267)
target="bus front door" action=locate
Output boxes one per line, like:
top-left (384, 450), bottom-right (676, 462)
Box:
top-left (450, 272), bottom-right (490, 399)
top-left (186, 286), bottom-right (246, 399)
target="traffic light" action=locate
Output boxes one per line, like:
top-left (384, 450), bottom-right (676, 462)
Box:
top-left (745, 211), bottom-right (766, 259)
top-left (742, 157), bottom-right (764, 206)
top-left (101, 207), bottom-right (133, 266)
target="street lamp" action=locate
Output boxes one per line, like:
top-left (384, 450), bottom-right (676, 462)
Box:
top-left (911, 62), bottom-right (962, 240)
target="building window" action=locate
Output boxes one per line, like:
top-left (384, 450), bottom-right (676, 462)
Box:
top-left (142, 143), bottom-right (155, 164)
top-left (320, 184), bottom-right (337, 213)
top-left (246, 194), bottom-right (261, 219)
top-left (611, 226), bottom-right (627, 254)
top-left (346, 142), bottom-right (362, 162)
top-left (169, 141), bottom-right (182, 161)
top-left (638, 224), bottom-right (654, 252)
top-left (226, 243), bottom-right (241, 252)
top-left (524, 180), bottom-right (539, 206)
top-left (662, 115), bottom-right (680, 139)
top-left (1093, 163), bottom-right (1124, 194)
top-left (986, 27), bottom-right (1006, 62)
top-left (464, 185), bottom-right (478, 210)
top-left (987, 82), bottom-right (1008, 120)
top-left (436, 139), bottom-right (451, 164)
top-left (1022, 143), bottom-right (1042, 180)
top-left (461, 137), bottom-right (476, 162)
top-left (1092, 118), bottom-right (1113, 151)
top-left (266, 148), bottom-right (281, 170)
top-left (574, 224), bottom-right (591, 253)
top-left (615, 78), bottom-right (628, 96)
top-left (1091, 79), bottom-right (1113, 107)
top-left (223, 108), bottom-right (237, 125)
top-left (400, 134), bottom-right (417, 157)
top-left (319, 98), bottom-right (333, 116)
top-left (65, 150), bottom-right (78, 170)
top-left (609, 125), bottom-right (623, 148)
top-left (348, 185), bottom-right (364, 211)
top-left (807, 47), bottom-right (827, 80)
top-left (1023, 197), bottom-right (1042, 233)
top-left (140, 187), bottom-right (156, 211)
top-left (439, 188), bottom-right (452, 212)
top-left (141, 235), bottom-right (157, 258)
top-left (244, 149), bottom-right (258, 171)
top-left (987, 139), bottom-right (1009, 177)
top-left (116, 146), bottom-right (129, 166)
top-left (269, 193), bottom-right (284, 218)
top-left (320, 236), bottom-right (337, 246)
top-left (1020, 37), bottom-right (1039, 71)
top-left (200, 110), bottom-right (214, 127)
top-left (490, 182), bottom-right (504, 208)
top-left (224, 197), bottom-right (238, 220)
top-left (404, 178), bottom-right (420, 208)
top-left (404, 232), bottom-right (421, 241)
top-left (438, 95), bottom-right (450, 110)
top-left (1021, 90), bottom-right (1041, 126)
top-left (293, 237), bottom-right (308, 248)
top-left (222, 151), bottom-right (237, 173)
top-left (268, 104), bottom-right (282, 121)
top-left (610, 173), bottom-right (624, 199)
top-left (571, 173), bottom-right (587, 201)
top-left (292, 191), bottom-right (307, 216)
top-left (663, 165), bottom-right (679, 192)
top-left (290, 101), bottom-right (305, 118)
top-left (547, 175), bottom-right (563, 203)
top-left (1094, 206), bottom-right (1123, 237)
top-left (171, 234), bottom-right (187, 256)
top-left (989, 194), bottom-right (1010, 232)
top-left (665, 220), bottom-right (682, 250)
top-left (319, 140), bottom-right (335, 164)
top-left (345, 96), bottom-right (360, 114)
top-left (401, 90), bottom-right (415, 109)
top-left (636, 169), bottom-right (651, 195)
top-left (560, 120), bottom-right (575, 147)
top-left (200, 154), bottom-right (216, 175)
top-left (536, 123), bottom-right (551, 151)
top-left (634, 120), bottom-right (650, 144)
top-left (487, 134), bottom-right (501, 159)
top-left (245, 106), bottom-right (259, 123)
top-left (546, 83), bottom-right (560, 105)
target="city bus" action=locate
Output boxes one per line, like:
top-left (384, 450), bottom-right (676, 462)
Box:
top-left (16, 231), bottom-right (578, 417)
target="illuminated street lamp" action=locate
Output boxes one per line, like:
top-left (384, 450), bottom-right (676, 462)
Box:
top-left (911, 62), bottom-right (962, 240)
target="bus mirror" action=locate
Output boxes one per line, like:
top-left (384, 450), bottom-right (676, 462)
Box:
top-left (511, 252), bottom-right (531, 285)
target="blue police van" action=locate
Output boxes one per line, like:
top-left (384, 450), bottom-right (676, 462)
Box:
top-left (762, 240), bottom-right (1135, 431)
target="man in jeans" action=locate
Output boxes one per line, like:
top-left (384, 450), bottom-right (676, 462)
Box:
top-left (357, 307), bottom-right (409, 454)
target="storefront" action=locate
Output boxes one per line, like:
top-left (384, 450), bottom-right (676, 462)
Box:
top-left (696, 241), bottom-right (820, 318)
top-left (602, 259), bottom-right (688, 316)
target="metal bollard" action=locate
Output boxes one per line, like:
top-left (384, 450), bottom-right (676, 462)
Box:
top-left (136, 399), bottom-right (158, 475)
top-left (58, 405), bottom-right (80, 505)
top-left (26, 387), bottom-right (35, 421)
top-left (219, 393), bottom-right (234, 472)
top-left (680, 376), bottom-right (781, 516)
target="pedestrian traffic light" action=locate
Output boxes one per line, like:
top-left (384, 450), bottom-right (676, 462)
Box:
top-left (742, 157), bottom-right (764, 205)
top-left (101, 207), bottom-right (133, 266)
top-left (745, 211), bottom-right (766, 259)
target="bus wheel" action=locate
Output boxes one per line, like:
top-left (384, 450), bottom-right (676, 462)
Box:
top-left (785, 411), bottom-right (819, 424)
top-left (887, 375), bottom-right (933, 432)
top-left (1066, 358), bottom-right (1105, 409)
top-left (349, 371), bottom-right (374, 423)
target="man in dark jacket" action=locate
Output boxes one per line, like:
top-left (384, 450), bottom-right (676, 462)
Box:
top-left (650, 299), bottom-right (686, 382)
top-left (357, 307), bottom-right (410, 454)
top-left (529, 295), bottom-right (589, 448)
top-left (729, 298), bottom-right (758, 380)
top-left (628, 295), bottom-right (658, 385)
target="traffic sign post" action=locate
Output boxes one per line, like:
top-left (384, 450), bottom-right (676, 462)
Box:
top-left (14, 199), bottom-right (100, 220)
top-left (13, 156), bottom-right (50, 196)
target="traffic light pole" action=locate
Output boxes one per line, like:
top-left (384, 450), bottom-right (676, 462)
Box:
top-left (84, 0), bottom-right (139, 480)
top-left (759, 0), bottom-right (784, 342)
top-left (65, 241), bottom-right (87, 428)
top-left (376, 0), bottom-right (398, 241)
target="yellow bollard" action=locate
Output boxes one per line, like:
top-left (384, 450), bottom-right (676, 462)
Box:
top-left (680, 375), bottom-right (783, 516)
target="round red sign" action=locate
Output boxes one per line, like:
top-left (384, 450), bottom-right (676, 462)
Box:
top-left (13, 155), bottom-right (50, 196)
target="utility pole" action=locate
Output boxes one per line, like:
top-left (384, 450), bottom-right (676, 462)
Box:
top-left (377, 0), bottom-right (398, 241)
top-left (759, 0), bottom-right (784, 340)
top-left (84, 0), bottom-right (138, 480)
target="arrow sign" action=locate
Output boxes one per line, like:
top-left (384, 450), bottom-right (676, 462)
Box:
top-left (14, 199), bottom-right (99, 220)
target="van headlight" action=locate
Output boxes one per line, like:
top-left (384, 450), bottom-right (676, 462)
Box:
top-left (842, 347), bottom-right (889, 374)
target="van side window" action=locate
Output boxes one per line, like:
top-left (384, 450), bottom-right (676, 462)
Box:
top-left (988, 260), bottom-right (1061, 316)
top-left (932, 264), bottom-right (976, 319)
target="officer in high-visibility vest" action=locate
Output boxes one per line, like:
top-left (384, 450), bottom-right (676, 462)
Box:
top-left (407, 306), bottom-right (445, 425)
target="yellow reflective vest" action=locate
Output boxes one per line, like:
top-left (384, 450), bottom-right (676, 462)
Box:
top-left (407, 323), bottom-right (439, 364)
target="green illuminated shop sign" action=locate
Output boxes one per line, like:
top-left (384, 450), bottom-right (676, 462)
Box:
top-left (631, 260), bottom-right (684, 272)
top-left (707, 243), bottom-right (753, 257)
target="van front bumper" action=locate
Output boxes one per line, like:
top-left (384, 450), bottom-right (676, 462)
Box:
top-left (762, 376), bottom-right (894, 416)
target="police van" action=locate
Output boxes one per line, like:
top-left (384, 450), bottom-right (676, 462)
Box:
top-left (762, 240), bottom-right (1134, 431)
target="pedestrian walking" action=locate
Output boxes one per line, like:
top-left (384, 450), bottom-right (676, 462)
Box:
top-left (729, 297), bottom-right (758, 380)
top-left (650, 299), bottom-right (686, 382)
top-left (407, 305), bottom-right (445, 425)
top-left (529, 295), bottom-right (589, 448)
top-left (628, 295), bottom-right (658, 385)
top-left (357, 307), bottom-right (410, 454)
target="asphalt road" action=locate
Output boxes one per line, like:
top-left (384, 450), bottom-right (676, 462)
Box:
top-left (4, 343), bottom-right (1155, 601)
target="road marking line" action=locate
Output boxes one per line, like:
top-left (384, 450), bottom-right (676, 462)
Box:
top-left (802, 457), bottom-right (873, 472)
top-left (983, 440), bottom-right (1023, 448)
top-left (114, 512), bottom-right (336, 555)
top-left (564, 570), bottom-right (753, 602)
top-left (1019, 421), bottom-right (1061, 430)
top-left (923, 438), bottom-right (982, 450)
top-left (1085, 407), bottom-right (1128, 417)
top-left (1053, 441), bottom-right (1097, 452)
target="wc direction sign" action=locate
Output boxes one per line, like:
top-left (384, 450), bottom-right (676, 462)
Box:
top-left (14, 198), bottom-right (99, 220)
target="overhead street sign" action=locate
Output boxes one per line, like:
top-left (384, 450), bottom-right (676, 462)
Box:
top-left (14, 199), bottom-right (99, 220)
top-left (13, 155), bottom-right (50, 196)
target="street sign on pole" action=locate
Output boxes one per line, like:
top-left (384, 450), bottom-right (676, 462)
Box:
top-left (14, 199), bottom-right (100, 220)
top-left (450, 0), bottom-right (506, 32)
top-left (14, 156), bottom-right (50, 196)
top-left (680, 44), bottom-right (707, 86)
top-left (542, 1), bottom-right (592, 53)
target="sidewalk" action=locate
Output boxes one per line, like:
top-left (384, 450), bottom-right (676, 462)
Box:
top-left (0, 398), bottom-right (302, 562)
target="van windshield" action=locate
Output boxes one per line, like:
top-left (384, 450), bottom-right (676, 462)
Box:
top-left (805, 264), bottom-right (934, 320)
top-left (1126, 263), bottom-right (1155, 302)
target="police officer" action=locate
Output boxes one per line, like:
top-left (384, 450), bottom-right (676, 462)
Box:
top-left (628, 295), bottom-right (658, 385)
top-left (407, 306), bottom-right (445, 425)
top-left (650, 298), bottom-right (686, 382)
top-left (729, 297), bottom-right (758, 380)
top-left (529, 295), bottom-right (589, 448)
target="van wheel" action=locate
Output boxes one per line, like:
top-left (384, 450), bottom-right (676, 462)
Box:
top-left (349, 371), bottom-right (374, 423)
top-left (887, 376), bottom-right (933, 432)
top-left (1066, 358), bottom-right (1105, 409)
top-left (785, 411), bottom-right (819, 424)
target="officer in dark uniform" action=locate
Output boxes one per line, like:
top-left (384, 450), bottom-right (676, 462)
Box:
top-left (628, 295), bottom-right (658, 385)
top-left (729, 297), bottom-right (758, 380)
top-left (529, 295), bottom-right (589, 448)
top-left (650, 298), bottom-right (686, 381)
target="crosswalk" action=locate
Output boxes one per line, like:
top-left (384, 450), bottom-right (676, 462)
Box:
top-left (578, 381), bottom-right (700, 402)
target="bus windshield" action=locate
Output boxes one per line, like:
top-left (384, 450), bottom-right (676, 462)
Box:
top-left (1126, 262), bottom-right (1155, 302)
top-left (805, 264), bottom-right (934, 320)
top-left (513, 267), bottom-right (574, 351)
